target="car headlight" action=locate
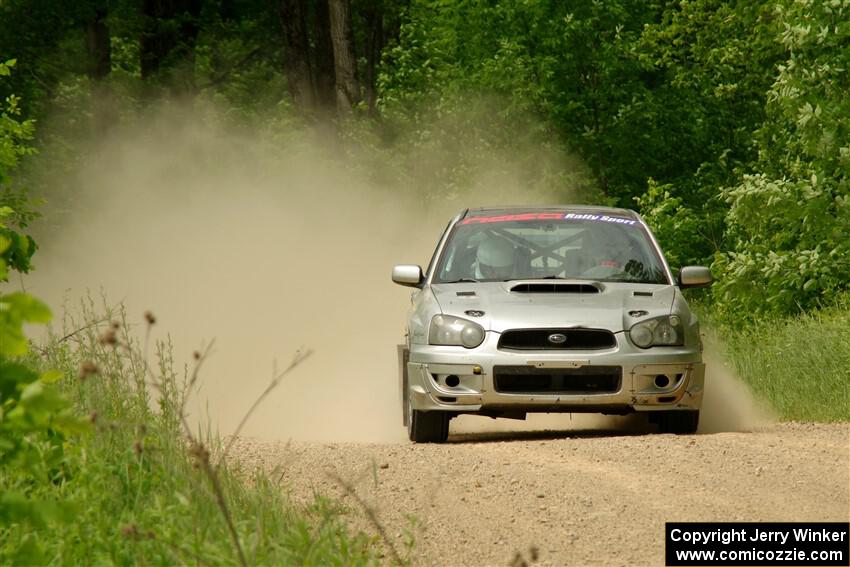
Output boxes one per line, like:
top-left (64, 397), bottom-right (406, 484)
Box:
top-left (629, 315), bottom-right (684, 348)
top-left (429, 315), bottom-right (486, 348)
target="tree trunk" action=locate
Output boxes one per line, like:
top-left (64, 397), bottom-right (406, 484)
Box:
top-left (140, 0), bottom-right (172, 82)
top-left (327, 0), bottom-right (360, 114)
top-left (85, 2), bottom-right (116, 134)
top-left (85, 3), bottom-right (111, 80)
top-left (312, 0), bottom-right (336, 114)
top-left (140, 0), bottom-right (202, 94)
top-left (385, 2), bottom-right (405, 46)
top-left (174, 0), bottom-right (202, 94)
top-left (279, 0), bottom-right (316, 113)
top-left (363, 5), bottom-right (382, 114)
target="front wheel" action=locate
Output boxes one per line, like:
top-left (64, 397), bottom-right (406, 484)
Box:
top-left (658, 410), bottom-right (699, 434)
top-left (407, 398), bottom-right (450, 443)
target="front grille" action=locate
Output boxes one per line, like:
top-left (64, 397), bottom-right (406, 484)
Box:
top-left (493, 365), bottom-right (622, 394)
top-left (498, 328), bottom-right (616, 350)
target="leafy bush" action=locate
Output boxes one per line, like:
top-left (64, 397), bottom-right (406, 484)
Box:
top-left (0, 59), bottom-right (38, 274)
top-left (635, 179), bottom-right (709, 269)
top-left (1, 58), bottom-right (90, 564)
top-left (716, 174), bottom-right (850, 315)
top-left (0, 251), bottom-right (87, 559)
top-left (378, 0), bottom-right (661, 204)
top-left (714, 0), bottom-right (850, 315)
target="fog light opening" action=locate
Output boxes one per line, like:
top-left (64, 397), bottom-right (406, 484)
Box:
top-left (445, 375), bottom-right (461, 388)
top-left (654, 374), bottom-right (670, 388)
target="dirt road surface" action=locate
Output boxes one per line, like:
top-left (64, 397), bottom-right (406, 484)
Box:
top-left (230, 421), bottom-right (849, 567)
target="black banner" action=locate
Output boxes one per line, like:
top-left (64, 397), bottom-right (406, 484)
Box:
top-left (666, 522), bottom-right (849, 566)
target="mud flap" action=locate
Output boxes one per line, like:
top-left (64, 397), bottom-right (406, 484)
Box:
top-left (397, 344), bottom-right (409, 426)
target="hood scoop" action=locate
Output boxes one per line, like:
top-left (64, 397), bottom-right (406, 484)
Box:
top-left (510, 282), bottom-right (601, 294)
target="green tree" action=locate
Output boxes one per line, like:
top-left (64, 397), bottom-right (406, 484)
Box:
top-left (378, 0), bottom-right (777, 223)
top-left (715, 0), bottom-right (850, 315)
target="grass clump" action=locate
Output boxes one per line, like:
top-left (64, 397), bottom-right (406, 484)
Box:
top-left (709, 298), bottom-right (850, 422)
top-left (1, 298), bottom-right (382, 565)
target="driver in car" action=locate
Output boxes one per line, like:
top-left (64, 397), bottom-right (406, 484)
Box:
top-left (473, 235), bottom-right (516, 280)
top-left (581, 226), bottom-right (640, 277)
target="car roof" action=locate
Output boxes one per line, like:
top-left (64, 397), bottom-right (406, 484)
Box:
top-left (461, 205), bottom-right (639, 220)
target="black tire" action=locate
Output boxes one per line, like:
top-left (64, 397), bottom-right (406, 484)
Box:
top-left (658, 410), bottom-right (700, 434)
top-left (407, 399), bottom-right (450, 443)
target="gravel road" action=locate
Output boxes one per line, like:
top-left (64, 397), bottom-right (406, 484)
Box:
top-left (229, 420), bottom-right (849, 566)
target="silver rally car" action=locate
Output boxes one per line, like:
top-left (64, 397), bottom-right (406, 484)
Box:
top-left (393, 206), bottom-right (712, 442)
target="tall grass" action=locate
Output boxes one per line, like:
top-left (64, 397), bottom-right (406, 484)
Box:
top-left (1, 297), bottom-right (380, 565)
top-left (708, 297), bottom-right (850, 422)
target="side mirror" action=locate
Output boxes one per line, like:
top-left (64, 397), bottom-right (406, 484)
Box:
top-left (678, 266), bottom-right (712, 288)
top-left (392, 264), bottom-right (424, 287)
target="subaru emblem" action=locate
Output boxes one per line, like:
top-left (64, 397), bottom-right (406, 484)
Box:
top-left (548, 333), bottom-right (567, 344)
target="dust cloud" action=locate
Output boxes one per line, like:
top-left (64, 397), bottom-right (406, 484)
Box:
top-left (699, 334), bottom-right (776, 432)
top-left (21, 102), bottom-right (767, 443)
top-left (22, 102), bottom-right (576, 442)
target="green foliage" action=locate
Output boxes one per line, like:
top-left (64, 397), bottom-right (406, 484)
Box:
top-left (0, 58), bottom-right (86, 564)
top-left (709, 297), bottom-right (850, 421)
top-left (0, 1), bottom-right (87, 116)
top-left (377, 0), bottom-right (783, 272)
top-left (634, 0), bottom-right (782, 267)
top-left (379, 0), bottom-right (663, 203)
top-left (0, 224), bottom-right (38, 278)
top-left (634, 179), bottom-right (705, 269)
top-left (637, 0), bottom-right (779, 164)
top-left (0, 61), bottom-right (37, 179)
top-left (714, 0), bottom-right (850, 315)
top-left (0, 302), bottom-right (381, 565)
top-left (378, 0), bottom-right (778, 208)
top-left (0, 290), bottom-right (51, 356)
top-left (0, 60), bottom-right (39, 275)
top-left (716, 174), bottom-right (850, 314)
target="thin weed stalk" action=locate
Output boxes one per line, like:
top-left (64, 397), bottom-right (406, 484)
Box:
top-left (24, 296), bottom-right (378, 566)
top-left (330, 471), bottom-right (407, 566)
top-left (218, 349), bottom-right (312, 468)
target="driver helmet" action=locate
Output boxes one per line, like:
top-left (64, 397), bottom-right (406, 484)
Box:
top-left (475, 235), bottom-right (515, 280)
top-left (586, 226), bottom-right (628, 269)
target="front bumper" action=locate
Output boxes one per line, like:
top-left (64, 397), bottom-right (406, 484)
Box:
top-left (407, 332), bottom-right (704, 414)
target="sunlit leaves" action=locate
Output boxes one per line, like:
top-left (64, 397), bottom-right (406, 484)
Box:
top-left (713, 0), bottom-right (850, 315)
top-left (0, 292), bottom-right (51, 357)
top-left (0, 69), bottom-right (37, 178)
top-left (635, 179), bottom-right (706, 269)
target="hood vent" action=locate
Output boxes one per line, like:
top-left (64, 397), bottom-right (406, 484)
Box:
top-left (510, 283), bottom-right (600, 294)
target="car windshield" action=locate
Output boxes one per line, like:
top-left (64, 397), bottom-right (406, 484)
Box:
top-left (433, 212), bottom-right (669, 284)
